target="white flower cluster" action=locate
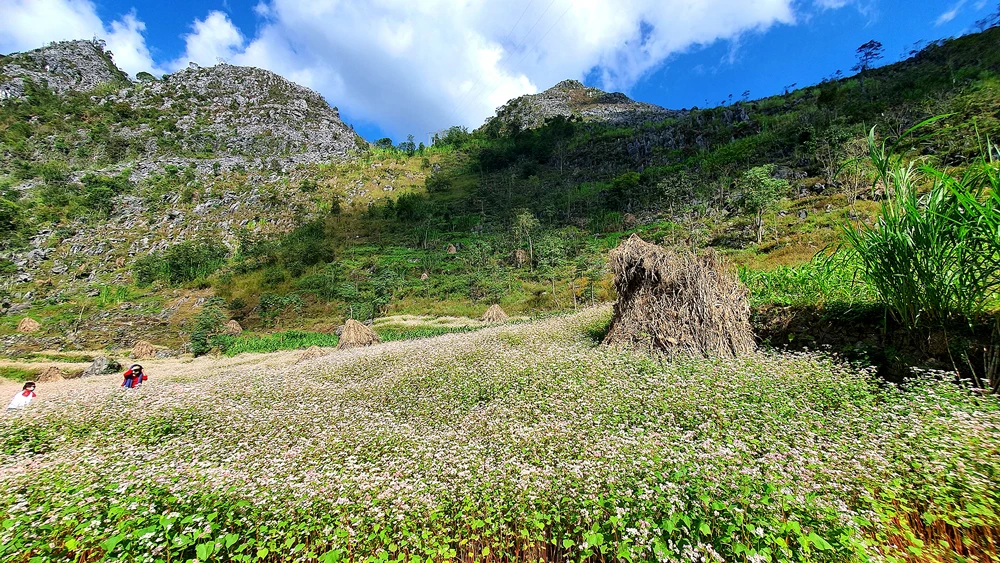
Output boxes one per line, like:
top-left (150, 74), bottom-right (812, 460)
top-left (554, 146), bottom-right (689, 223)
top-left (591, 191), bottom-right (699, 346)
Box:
top-left (1, 307), bottom-right (998, 562)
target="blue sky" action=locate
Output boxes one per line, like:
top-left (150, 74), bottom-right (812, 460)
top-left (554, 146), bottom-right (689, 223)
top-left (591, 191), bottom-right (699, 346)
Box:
top-left (2, 1), bottom-right (995, 142)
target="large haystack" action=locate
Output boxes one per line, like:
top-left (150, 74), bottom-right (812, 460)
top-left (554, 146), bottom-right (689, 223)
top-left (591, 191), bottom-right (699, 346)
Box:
top-left (131, 340), bottom-right (157, 359)
top-left (446, 244), bottom-right (457, 254)
top-left (336, 319), bottom-right (381, 350)
top-left (225, 320), bottom-right (243, 335)
top-left (297, 345), bottom-right (329, 363)
top-left (481, 304), bottom-right (509, 323)
top-left (37, 366), bottom-right (65, 382)
top-left (17, 317), bottom-right (41, 333)
top-left (603, 234), bottom-right (755, 358)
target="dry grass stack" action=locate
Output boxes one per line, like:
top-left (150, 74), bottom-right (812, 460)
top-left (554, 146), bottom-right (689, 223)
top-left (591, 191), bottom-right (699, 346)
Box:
top-left (37, 366), bottom-right (65, 382)
top-left (336, 319), bottom-right (381, 350)
top-left (17, 317), bottom-right (41, 333)
top-left (481, 304), bottom-right (509, 323)
top-left (297, 346), bottom-right (329, 363)
top-left (603, 234), bottom-right (755, 358)
top-left (131, 340), bottom-right (157, 359)
top-left (225, 320), bottom-right (243, 335)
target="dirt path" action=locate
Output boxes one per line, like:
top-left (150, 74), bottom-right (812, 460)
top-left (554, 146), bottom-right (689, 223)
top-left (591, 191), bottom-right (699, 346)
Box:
top-left (0, 350), bottom-right (305, 405)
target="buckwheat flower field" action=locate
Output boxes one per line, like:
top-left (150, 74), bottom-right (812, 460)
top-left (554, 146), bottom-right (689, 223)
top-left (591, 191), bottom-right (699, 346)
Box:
top-left (1, 307), bottom-right (998, 562)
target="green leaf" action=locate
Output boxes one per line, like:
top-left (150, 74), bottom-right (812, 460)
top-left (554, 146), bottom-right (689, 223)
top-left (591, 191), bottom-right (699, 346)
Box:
top-left (562, 538), bottom-right (575, 549)
top-left (699, 522), bottom-right (711, 536)
top-left (99, 534), bottom-right (124, 553)
top-left (808, 532), bottom-right (833, 550)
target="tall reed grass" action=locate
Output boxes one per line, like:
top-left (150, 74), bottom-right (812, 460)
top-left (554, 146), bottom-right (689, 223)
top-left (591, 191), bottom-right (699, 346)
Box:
top-left (842, 126), bottom-right (1000, 329)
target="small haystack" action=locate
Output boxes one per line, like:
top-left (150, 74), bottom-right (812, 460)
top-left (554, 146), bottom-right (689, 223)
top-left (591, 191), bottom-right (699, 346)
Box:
top-left (37, 366), bottom-right (65, 382)
top-left (225, 320), bottom-right (243, 335)
top-left (481, 304), bottom-right (509, 323)
top-left (17, 317), bottom-right (41, 333)
top-left (297, 345), bottom-right (329, 363)
top-left (131, 340), bottom-right (157, 359)
top-left (603, 234), bottom-right (755, 358)
top-left (420, 271), bottom-right (429, 281)
top-left (446, 244), bottom-right (457, 254)
top-left (336, 319), bottom-right (381, 350)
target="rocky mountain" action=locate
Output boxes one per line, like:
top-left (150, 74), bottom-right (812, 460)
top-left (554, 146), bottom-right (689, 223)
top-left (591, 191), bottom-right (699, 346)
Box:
top-left (1, 40), bottom-right (364, 180)
top-left (481, 79), bottom-right (681, 136)
top-left (0, 38), bottom-right (390, 348)
top-left (120, 63), bottom-right (363, 173)
top-left (0, 40), bottom-right (128, 100)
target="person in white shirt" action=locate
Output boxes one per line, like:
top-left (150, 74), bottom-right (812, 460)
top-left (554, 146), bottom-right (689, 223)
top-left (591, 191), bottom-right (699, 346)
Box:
top-left (7, 381), bottom-right (36, 410)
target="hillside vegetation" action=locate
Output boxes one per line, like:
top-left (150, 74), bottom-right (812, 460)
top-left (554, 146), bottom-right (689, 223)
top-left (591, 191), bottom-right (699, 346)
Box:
top-left (1, 28), bottom-right (998, 362)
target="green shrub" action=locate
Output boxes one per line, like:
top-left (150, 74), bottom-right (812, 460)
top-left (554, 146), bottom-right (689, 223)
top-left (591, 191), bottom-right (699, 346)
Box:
top-left (258, 293), bottom-right (303, 327)
top-left (0, 198), bottom-right (21, 235)
top-left (79, 172), bottom-right (132, 217)
top-left (0, 366), bottom-right (38, 381)
top-left (277, 220), bottom-right (333, 276)
top-left (134, 239), bottom-right (229, 286)
top-left (214, 330), bottom-right (339, 356)
top-left (189, 297), bottom-right (226, 357)
top-left (739, 255), bottom-right (877, 309)
top-left (843, 128), bottom-right (1000, 328)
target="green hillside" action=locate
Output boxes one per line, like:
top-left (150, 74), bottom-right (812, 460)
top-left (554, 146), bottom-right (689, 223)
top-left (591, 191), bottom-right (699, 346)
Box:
top-left (1, 28), bottom-right (999, 358)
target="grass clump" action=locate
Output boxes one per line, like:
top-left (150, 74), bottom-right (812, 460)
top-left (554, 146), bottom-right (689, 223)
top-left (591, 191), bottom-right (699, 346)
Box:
top-left (374, 324), bottom-right (477, 342)
top-left (215, 330), bottom-right (340, 356)
top-left (843, 129), bottom-right (1000, 328)
top-left (739, 254), bottom-right (876, 309)
top-left (0, 366), bottom-right (38, 381)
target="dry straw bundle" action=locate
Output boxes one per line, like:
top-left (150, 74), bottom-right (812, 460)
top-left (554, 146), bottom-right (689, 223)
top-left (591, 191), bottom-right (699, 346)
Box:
top-left (37, 366), bottom-right (66, 382)
top-left (336, 319), bottom-right (381, 350)
top-left (297, 346), bottom-right (329, 363)
top-left (603, 234), bottom-right (755, 358)
top-left (225, 320), bottom-right (243, 335)
top-left (17, 317), bottom-right (41, 333)
top-left (481, 304), bottom-right (509, 323)
top-left (131, 340), bottom-right (157, 359)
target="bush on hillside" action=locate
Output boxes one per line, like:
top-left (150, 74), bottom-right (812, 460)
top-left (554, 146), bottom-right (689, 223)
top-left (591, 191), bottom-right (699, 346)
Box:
top-left (189, 297), bottom-right (227, 357)
top-left (843, 128), bottom-right (1000, 328)
top-left (134, 238), bottom-right (229, 286)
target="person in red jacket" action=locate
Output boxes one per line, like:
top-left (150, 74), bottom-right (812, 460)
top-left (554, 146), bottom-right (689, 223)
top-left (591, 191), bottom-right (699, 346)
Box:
top-left (7, 381), bottom-right (36, 409)
top-left (122, 364), bottom-right (147, 388)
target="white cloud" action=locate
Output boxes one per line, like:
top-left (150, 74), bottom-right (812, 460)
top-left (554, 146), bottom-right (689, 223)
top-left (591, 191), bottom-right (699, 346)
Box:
top-left (0, 0), bottom-right (164, 78)
top-left (936, 0), bottom-right (966, 25)
top-left (0, 0), bottom-right (103, 52)
top-left (167, 11), bottom-right (245, 71)
top-left (105, 11), bottom-right (168, 77)
top-left (0, 0), bottom-right (861, 137)
top-left (217, 0), bottom-right (806, 137)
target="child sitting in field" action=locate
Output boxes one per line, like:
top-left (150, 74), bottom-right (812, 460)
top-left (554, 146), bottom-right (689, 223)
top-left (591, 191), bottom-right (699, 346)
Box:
top-left (7, 381), bottom-right (36, 410)
top-left (122, 365), bottom-right (147, 388)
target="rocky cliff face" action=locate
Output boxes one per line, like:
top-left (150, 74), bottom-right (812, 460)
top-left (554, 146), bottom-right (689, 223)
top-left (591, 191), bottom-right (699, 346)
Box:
top-left (0, 40), bottom-right (128, 100)
top-left (1, 41), bottom-right (364, 176)
top-left (0, 38), bottom-right (379, 344)
top-left (482, 79), bottom-right (681, 135)
top-left (121, 63), bottom-right (363, 170)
